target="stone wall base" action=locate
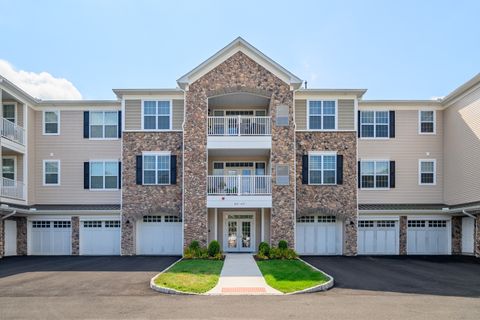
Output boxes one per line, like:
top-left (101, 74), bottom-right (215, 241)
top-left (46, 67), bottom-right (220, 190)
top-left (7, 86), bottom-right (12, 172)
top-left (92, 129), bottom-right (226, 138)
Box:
top-left (16, 217), bottom-right (27, 255)
top-left (451, 216), bottom-right (462, 255)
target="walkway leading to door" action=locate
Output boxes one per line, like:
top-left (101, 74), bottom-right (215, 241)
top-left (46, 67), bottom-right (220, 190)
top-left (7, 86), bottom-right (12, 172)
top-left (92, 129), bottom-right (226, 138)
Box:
top-left (208, 254), bottom-right (281, 295)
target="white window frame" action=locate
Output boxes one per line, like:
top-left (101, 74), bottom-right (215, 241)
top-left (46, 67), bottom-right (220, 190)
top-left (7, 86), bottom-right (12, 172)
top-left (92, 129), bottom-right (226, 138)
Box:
top-left (89, 160), bottom-right (120, 190)
top-left (2, 155), bottom-right (17, 181)
top-left (2, 102), bottom-right (17, 124)
top-left (89, 111), bottom-right (119, 140)
top-left (360, 159), bottom-right (390, 190)
top-left (306, 100), bottom-right (338, 131)
top-left (418, 110), bottom-right (436, 135)
top-left (308, 151), bottom-right (337, 185)
top-left (43, 160), bottom-right (60, 186)
top-left (42, 110), bottom-right (60, 135)
top-left (141, 100), bottom-right (172, 131)
top-left (359, 110), bottom-right (390, 139)
top-left (142, 151), bottom-right (171, 185)
top-left (418, 159), bottom-right (436, 185)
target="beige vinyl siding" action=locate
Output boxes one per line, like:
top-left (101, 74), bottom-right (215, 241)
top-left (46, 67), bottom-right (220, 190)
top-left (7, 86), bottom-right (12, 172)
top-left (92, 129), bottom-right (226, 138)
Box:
top-left (294, 99), bottom-right (307, 130)
top-left (295, 99), bottom-right (355, 131)
top-left (172, 99), bottom-right (184, 130)
top-left (338, 99), bottom-right (355, 130)
top-left (124, 99), bottom-right (184, 131)
top-left (443, 86), bottom-right (480, 205)
top-left (358, 109), bottom-right (444, 204)
top-left (34, 110), bottom-right (121, 204)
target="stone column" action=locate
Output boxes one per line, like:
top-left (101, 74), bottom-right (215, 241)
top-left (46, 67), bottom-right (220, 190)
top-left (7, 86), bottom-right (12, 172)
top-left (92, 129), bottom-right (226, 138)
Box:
top-left (0, 219), bottom-right (4, 258)
top-left (344, 219), bottom-right (357, 256)
top-left (16, 217), bottom-right (27, 255)
top-left (399, 216), bottom-right (407, 255)
top-left (475, 214), bottom-right (480, 258)
top-left (451, 216), bottom-right (462, 255)
top-left (71, 216), bottom-right (80, 255)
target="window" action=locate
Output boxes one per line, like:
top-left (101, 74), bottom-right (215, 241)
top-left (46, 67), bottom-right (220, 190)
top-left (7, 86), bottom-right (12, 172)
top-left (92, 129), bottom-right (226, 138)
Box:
top-left (318, 216), bottom-right (336, 223)
top-left (53, 221), bottom-right (71, 228)
top-left (429, 220), bottom-right (447, 228)
top-left (358, 221), bottom-right (374, 228)
top-left (143, 154), bottom-right (170, 185)
top-left (43, 111), bottom-right (60, 135)
top-left (408, 220), bottom-right (425, 228)
top-left (83, 221), bottom-right (102, 228)
top-left (3, 104), bottom-right (15, 123)
top-left (143, 100), bottom-right (171, 130)
top-left (308, 100), bottom-right (336, 130)
top-left (360, 160), bottom-right (389, 189)
top-left (377, 221), bottom-right (396, 228)
top-left (419, 159), bottom-right (436, 185)
top-left (309, 153), bottom-right (337, 185)
top-left (105, 221), bottom-right (121, 228)
top-left (276, 164), bottom-right (289, 185)
top-left (90, 111), bottom-right (118, 139)
top-left (419, 110), bottom-right (435, 134)
top-left (32, 221), bottom-right (50, 228)
top-left (276, 105), bottom-right (289, 126)
top-left (143, 215), bottom-right (162, 223)
top-left (90, 161), bottom-right (119, 189)
top-left (297, 216), bottom-right (315, 223)
top-left (2, 157), bottom-right (15, 180)
top-left (360, 111), bottom-right (389, 138)
top-left (43, 160), bottom-right (60, 185)
top-left (164, 216), bottom-right (181, 222)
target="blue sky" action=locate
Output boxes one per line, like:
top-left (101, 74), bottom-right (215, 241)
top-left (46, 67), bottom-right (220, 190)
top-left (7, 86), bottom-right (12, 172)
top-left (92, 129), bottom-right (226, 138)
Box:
top-left (1, 0), bottom-right (479, 100)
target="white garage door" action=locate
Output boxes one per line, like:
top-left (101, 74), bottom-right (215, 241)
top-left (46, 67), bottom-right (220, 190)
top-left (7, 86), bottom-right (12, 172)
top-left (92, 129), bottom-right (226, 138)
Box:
top-left (80, 220), bottom-right (121, 255)
top-left (358, 220), bottom-right (398, 255)
top-left (137, 215), bottom-right (182, 255)
top-left (30, 220), bottom-right (71, 255)
top-left (461, 217), bottom-right (475, 254)
top-left (407, 220), bottom-right (449, 254)
top-left (4, 220), bottom-right (17, 256)
top-left (296, 216), bottom-right (342, 255)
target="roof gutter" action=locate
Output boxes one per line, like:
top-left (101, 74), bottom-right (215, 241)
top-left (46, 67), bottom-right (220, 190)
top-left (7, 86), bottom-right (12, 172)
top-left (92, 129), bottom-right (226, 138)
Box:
top-left (360, 204), bottom-right (480, 215)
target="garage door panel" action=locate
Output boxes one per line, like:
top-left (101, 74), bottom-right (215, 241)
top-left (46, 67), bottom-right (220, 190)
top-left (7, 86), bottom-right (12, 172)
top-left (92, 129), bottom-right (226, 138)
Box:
top-left (30, 221), bottom-right (71, 255)
top-left (80, 220), bottom-right (120, 255)
top-left (358, 220), bottom-right (397, 255)
top-left (296, 216), bottom-right (341, 255)
top-left (407, 220), bottom-right (449, 255)
top-left (137, 216), bottom-right (182, 255)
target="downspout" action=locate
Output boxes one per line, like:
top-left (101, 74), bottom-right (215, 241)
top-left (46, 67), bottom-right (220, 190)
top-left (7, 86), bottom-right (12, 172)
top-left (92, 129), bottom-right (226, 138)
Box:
top-left (1, 210), bottom-right (17, 220)
top-left (462, 210), bottom-right (477, 219)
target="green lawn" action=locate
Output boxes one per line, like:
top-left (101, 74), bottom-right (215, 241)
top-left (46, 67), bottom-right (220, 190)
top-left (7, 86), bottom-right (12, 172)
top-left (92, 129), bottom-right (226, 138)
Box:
top-left (256, 259), bottom-right (330, 293)
top-left (154, 259), bottom-right (224, 294)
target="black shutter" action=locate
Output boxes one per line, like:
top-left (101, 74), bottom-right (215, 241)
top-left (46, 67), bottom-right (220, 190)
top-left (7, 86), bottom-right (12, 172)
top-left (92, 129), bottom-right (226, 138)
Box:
top-left (136, 155), bottom-right (143, 185)
top-left (118, 111), bottom-right (122, 138)
top-left (389, 111), bottom-right (395, 138)
top-left (389, 161), bottom-right (396, 188)
top-left (83, 162), bottom-right (90, 189)
top-left (336, 155), bottom-right (343, 185)
top-left (118, 161), bottom-right (122, 189)
top-left (302, 155), bottom-right (309, 184)
top-left (358, 161), bottom-right (361, 188)
top-left (83, 111), bottom-right (89, 138)
top-left (357, 110), bottom-right (361, 138)
top-left (170, 155), bottom-right (177, 185)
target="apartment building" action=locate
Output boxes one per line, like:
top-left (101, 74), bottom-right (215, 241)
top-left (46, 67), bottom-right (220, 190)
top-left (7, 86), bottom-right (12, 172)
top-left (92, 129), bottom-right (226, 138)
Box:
top-left (0, 37), bottom-right (479, 258)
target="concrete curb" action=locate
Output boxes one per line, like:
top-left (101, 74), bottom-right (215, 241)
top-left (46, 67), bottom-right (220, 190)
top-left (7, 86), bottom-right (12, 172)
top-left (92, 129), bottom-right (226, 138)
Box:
top-left (149, 258), bottom-right (201, 295)
top-left (285, 258), bottom-right (335, 295)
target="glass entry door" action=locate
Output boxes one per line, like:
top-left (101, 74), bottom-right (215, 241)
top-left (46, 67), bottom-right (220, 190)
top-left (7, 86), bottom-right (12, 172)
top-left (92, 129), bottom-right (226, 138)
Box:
top-left (224, 213), bottom-right (255, 252)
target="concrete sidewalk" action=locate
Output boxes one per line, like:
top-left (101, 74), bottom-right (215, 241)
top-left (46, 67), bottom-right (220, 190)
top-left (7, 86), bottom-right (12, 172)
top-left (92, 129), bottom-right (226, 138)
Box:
top-left (208, 254), bottom-right (281, 295)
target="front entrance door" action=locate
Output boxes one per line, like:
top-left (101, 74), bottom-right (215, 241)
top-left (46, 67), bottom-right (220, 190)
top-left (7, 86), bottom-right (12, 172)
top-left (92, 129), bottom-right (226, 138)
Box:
top-left (224, 213), bottom-right (255, 252)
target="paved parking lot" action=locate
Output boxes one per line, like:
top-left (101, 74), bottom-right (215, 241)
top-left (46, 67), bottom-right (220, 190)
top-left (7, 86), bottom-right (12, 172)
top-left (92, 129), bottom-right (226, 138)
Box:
top-left (0, 255), bottom-right (479, 319)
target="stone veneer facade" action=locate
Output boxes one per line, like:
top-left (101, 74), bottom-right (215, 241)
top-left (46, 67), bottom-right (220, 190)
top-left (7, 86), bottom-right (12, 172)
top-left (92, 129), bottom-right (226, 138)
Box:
top-left (71, 216), bottom-right (80, 255)
top-left (399, 216), bottom-right (407, 255)
top-left (451, 216), bottom-right (462, 255)
top-left (183, 51), bottom-right (295, 247)
top-left (121, 132), bottom-right (183, 255)
top-left (16, 217), bottom-right (27, 255)
top-left (296, 132), bottom-right (358, 255)
top-left (475, 213), bottom-right (480, 257)
top-left (0, 219), bottom-right (3, 258)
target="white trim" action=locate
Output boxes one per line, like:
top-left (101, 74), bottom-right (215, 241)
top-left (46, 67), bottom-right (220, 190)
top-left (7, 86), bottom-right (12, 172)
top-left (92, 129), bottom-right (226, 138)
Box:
top-left (359, 110), bottom-right (390, 139)
top-left (42, 159), bottom-right (60, 186)
top-left (89, 160), bottom-right (120, 191)
top-left (359, 159), bottom-right (390, 190)
top-left (307, 151), bottom-right (337, 185)
top-left (2, 155), bottom-right (17, 181)
top-left (141, 99), bottom-right (173, 131)
top-left (358, 215), bottom-right (400, 221)
top-left (418, 159), bottom-right (437, 186)
top-left (261, 208), bottom-right (265, 242)
top-left (214, 208), bottom-right (218, 241)
top-left (42, 110), bottom-right (60, 135)
top-left (306, 99), bottom-right (338, 131)
top-left (141, 152), bottom-right (171, 185)
top-left (418, 109), bottom-right (436, 135)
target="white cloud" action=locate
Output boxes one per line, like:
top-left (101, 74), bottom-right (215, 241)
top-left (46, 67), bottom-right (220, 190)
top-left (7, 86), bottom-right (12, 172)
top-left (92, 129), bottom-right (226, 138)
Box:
top-left (0, 59), bottom-right (82, 100)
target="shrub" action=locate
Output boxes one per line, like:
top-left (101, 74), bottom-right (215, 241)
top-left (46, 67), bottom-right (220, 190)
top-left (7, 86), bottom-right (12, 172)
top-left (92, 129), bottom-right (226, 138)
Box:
top-left (278, 240), bottom-right (288, 250)
top-left (189, 240), bottom-right (200, 251)
top-left (268, 247), bottom-right (298, 260)
top-left (258, 242), bottom-right (270, 257)
top-left (208, 240), bottom-right (220, 257)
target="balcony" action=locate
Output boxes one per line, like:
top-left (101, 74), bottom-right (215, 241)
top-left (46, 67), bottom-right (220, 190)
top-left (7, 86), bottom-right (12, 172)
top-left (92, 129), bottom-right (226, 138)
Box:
top-left (207, 116), bottom-right (272, 150)
top-left (1, 118), bottom-right (25, 146)
top-left (1, 177), bottom-right (25, 200)
top-left (207, 175), bottom-right (272, 208)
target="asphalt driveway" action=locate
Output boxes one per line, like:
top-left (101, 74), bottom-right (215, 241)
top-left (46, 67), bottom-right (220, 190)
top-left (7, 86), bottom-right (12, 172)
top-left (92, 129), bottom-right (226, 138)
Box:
top-left (0, 256), bottom-right (179, 297)
top-left (303, 255), bottom-right (480, 297)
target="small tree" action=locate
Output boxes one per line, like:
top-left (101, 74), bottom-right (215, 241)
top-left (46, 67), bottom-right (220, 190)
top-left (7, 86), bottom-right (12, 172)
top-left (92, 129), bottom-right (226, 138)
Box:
top-left (208, 240), bottom-right (220, 257)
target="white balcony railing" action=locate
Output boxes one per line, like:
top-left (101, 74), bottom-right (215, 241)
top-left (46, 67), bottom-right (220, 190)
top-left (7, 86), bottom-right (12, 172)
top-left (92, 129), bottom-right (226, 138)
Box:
top-left (1, 177), bottom-right (25, 200)
top-left (207, 175), bottom-right (272, 195)
top-left (208, 116), bottom-right (271, 136)
top-left (1, 118), bottom-right (25, 145)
